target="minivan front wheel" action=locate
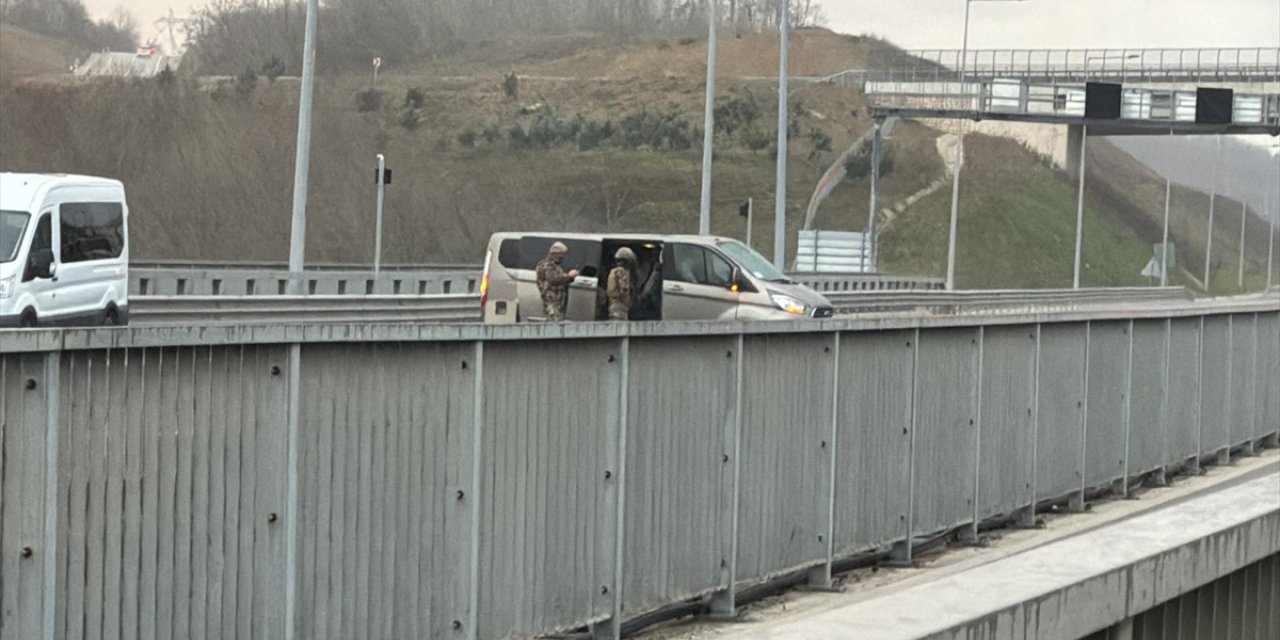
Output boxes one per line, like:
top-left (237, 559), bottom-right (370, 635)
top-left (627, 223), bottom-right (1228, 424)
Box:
top-left (103, 307), bottom-right (119, 326)
top-left (18, 310), bottom-right (37, 328)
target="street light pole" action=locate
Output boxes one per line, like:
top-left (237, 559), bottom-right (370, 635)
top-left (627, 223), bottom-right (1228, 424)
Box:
top-left (1204, 136), bottom-right (1220, 291)
top-left (772, 0), bottom-right (790, 271)
top-left (698, 0), bottom-right (718, 236)
top-left (945, 0), bottom-right (1027, 290)
top-left (374, 154), bottom-right (386, 274)
top-left (287, 0), bottom-right (319, 294)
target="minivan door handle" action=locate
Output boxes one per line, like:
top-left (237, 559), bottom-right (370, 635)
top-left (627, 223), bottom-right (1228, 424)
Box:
top-left (669, 284), bottom-right (684, 293)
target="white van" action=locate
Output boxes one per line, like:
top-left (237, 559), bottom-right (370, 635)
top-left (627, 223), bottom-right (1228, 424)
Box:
top-left (1, 173), bottom-right (129, 328)
top-left (480, 232), bottom-right (835, 323)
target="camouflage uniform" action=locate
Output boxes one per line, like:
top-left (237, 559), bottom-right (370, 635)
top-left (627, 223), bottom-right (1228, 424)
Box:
top-left (606, 265), bottom-right (633, 321)
top-left (536, 257), bottom-right (574, 321)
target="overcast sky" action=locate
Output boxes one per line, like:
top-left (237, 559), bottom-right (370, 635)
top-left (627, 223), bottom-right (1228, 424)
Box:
top-left (88, 0), bottom-right (1280, 50)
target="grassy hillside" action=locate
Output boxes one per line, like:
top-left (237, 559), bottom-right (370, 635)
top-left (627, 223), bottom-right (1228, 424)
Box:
top-left (0, 26), bottom-right (1274, 290)
top-left (0, 24), bottom-right (80, 82)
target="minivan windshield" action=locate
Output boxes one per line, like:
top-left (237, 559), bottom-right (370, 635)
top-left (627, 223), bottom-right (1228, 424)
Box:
top-left (716, 240), bottom-right (790, 283)
top-left (1, 210), bottom-right (30, 263)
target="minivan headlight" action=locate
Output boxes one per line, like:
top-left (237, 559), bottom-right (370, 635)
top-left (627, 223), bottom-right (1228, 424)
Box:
top-left (770, 292), bottom-right (807, 315)
top-left (0, 275), bottom-right (13, 299)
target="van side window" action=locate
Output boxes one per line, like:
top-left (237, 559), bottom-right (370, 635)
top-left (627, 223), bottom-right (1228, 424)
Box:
top-left (705, 250), bottom-right (734, 288)
top-left (23, 214), bottom-right (52, 282)
top-left (60, 202), bottom-right (124, 263)
top-left (517, 237), bottom-right (600, 272)
top-left (665, 243), bottom-right (706, 284)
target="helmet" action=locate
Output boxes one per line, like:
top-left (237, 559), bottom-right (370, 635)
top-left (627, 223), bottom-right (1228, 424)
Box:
top-left (615, 247), bottom-right (637, 262)
top-left (549, 241), bottom-right (568, 255)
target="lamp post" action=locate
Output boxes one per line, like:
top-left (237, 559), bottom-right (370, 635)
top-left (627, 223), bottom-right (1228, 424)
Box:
top-left (773, 0), bottom-right (790, 270)
top-left (945, 0), bottom-right (1028, 290)
top-left (698, 0), bottom-right (718, 236)
top-left (287, 0), bottom-right (319, 294)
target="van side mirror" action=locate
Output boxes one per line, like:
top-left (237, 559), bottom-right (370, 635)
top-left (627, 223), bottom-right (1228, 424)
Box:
top-left (26, 249), bottom-right (55, 280)
top-left (730, 268), bottom-right (743, 293)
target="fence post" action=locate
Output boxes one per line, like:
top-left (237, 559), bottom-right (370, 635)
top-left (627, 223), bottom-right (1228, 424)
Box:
top-left (709, 334), bottom-right (744, 617)
top-left (466, 341), bottom-right (485, 640)
top-left (1118, 320), bottom-right (1134, 497)
top-left (961, 327), bottom-right (985, 545)
top-left (1220, 316), bottom-right (1234, 465)
top-left (809, 332), bottom-right (841, 589)
top-left (1017, 325), bottom-right (1042, 528)
top-left (1245, 314), bottom-right (1259, 456)
top-left (284, 344), bottom-right (301, 639)
top-left (41, 351), bottom-right (61, 640)
top-left (1069, 322), bottom-right (1090, 512)
top-left (888, 328), bottom-right (920, 566)
top-left (1155, 318), bottom-right (1172, 486)
top-left (593, 337), bottom-right (630, 640)
top-left (1195, 317), bottom-right (1206, 473)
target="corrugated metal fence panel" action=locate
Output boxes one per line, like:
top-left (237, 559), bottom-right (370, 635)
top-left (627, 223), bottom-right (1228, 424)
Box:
top-left (737, 334), bottom-right (833, 581)
top-left (1200, 316), bottom-right (1232, 453)
top-left (1085, 321), bottom-right (1129, 489)
top-left (622, 336), bottom-right (734, 616)
top-left (1166, 318), bottom-right (1203, 462)
top-left (912, 328), bottom-right (979, 535)
top-left (834, 330), bottom-right (913, 555)
top-left (1128, 320), bottom-right (1169, 476)
top-left (1229, 315), bottom-right (1257, 446)
top-left (54, 346), bottom-right (288, 640)
top-left (1259, 313), bottom-right (1280, 441)
top-left (978, 325), bottom-right (1037, 521)
top-left (1132, 553), bottom-right (1280, 640)
top-left (479, 340), bottom-right (620, 639)
top-left (1036, 324), bottom-right (1086, 502)
top-left (1, 353), bottom-right (49, 639)
top-left (297, 343), bottom-right (473, 639)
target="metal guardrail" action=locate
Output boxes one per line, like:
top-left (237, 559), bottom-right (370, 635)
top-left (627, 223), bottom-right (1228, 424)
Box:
top-left (846, 47), bottom-right (1280, 85)
top-left (130, 267), bottom-right (480, 296)
top-left (130, 294), bottom-right (482, 324)
top-left (4, 302), bottom-right (1277, 639)
top-left (131, 260), bottom-right (479, 272)
top-left (121, 287), bottom-right (1200, 326)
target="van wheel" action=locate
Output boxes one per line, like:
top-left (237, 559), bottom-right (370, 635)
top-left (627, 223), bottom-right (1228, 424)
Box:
top-left (103, 307), bottom-right (119, 326)
top-left (19, 310), bottom-right (37, 328)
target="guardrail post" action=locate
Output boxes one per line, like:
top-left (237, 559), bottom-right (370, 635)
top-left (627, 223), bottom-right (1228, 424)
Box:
top-left (887, 329), bottom-right (920, 566)
top-left (808, 332), bottom-right (841, 589)
top-left (466, 341), bottom-right (484, 640)
top-left (592, 337), bottom-right (630, 640)
top-left (709, 334), bottom-right (744, 617)
top-left (1068, 322), bottom-right (1090, 513)
top-left (960, 327), bottom-right (985, 545)
top-left (41, 351), bottom-right (61, 640)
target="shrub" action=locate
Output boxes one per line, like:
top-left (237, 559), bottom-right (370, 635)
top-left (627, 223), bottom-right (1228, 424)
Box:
top-left (400, 108), bottom-right (421, 131)
top-left (507, 124), bottom-right (529, 148)
top-left (260, 56), bottom-right (286, 81)
top-left (355, 88), bottom-right (383, 113)
top-left (481, 124), bottom-right (503, 145)
top-left (502, 72), bottom-right (519, 100)
top-left (404, 87), bottom-right (426, 109)
top-left (457, 129), bottom-right (478, 148)
top-left (235, 66), bottom-right (257, 94)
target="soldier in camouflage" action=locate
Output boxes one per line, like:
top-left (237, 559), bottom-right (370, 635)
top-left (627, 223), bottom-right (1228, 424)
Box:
top-left (535, 242), bottom-right (578, 321)
top-left (607, 247), bottom-right (636, 321)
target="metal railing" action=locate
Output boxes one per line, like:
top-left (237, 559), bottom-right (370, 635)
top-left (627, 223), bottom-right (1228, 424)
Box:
top-left (130, 266), bottom-right (480, 297)
top-left (3, 298), bottom-right (1277, 639)
top-left (845, 47), bottom-right (1280, 85)
top-left (129, 294), bottom-right (482, 325)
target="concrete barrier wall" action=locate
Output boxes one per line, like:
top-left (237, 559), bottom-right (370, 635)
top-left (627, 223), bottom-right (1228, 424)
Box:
top-left (2, 308), bottom-right (1278, 639)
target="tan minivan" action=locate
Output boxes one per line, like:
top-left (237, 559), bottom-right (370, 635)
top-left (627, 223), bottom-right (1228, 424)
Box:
top-left (480, 232), bottom-right (835, 323)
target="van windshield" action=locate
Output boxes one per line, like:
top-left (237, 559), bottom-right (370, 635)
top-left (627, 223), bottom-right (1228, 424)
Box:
top-left (716, 240), bottom-right (790, 283)
top-left (1, 210), bottom-right (29, 263)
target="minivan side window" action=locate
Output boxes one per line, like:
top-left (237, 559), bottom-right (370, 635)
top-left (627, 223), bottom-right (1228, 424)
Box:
top-left (502, 237), bottom-right (601, 273)
top-left (60, 202), bottom-right (124, 263)
top-left (665, 243), bottom-right (706, 284)
top-left (704, 250), bottom-right (734, 288)
top-left (665, 243), bottom-right (734, 288)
